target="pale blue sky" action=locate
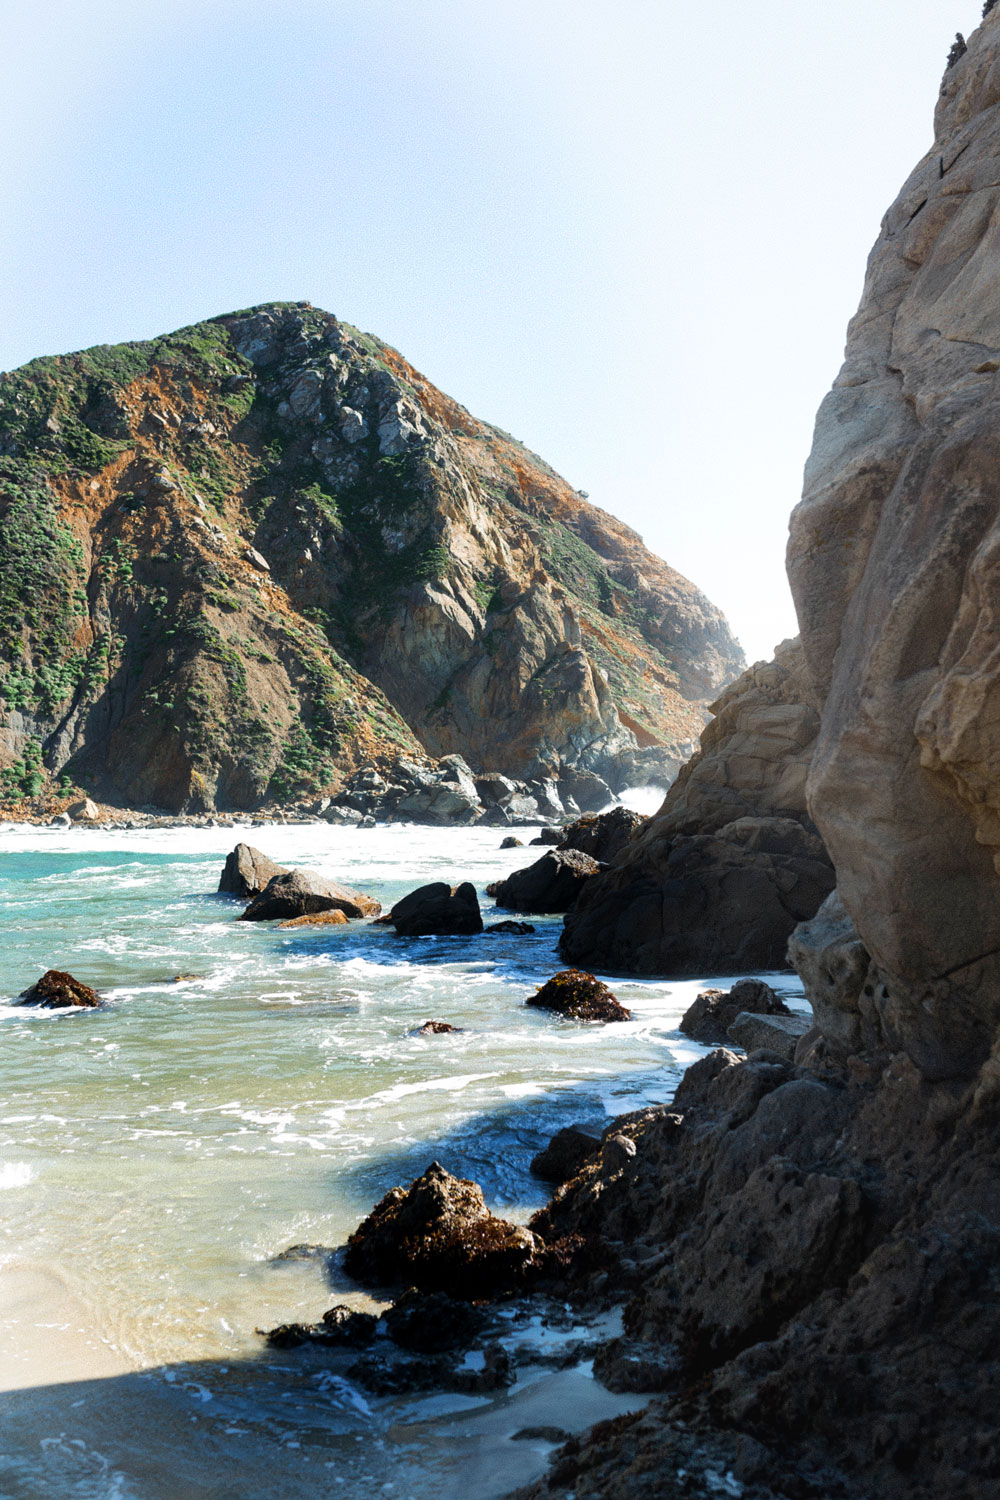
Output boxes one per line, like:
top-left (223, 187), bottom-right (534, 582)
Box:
top-left (1, 1), bottom-right (984, 662)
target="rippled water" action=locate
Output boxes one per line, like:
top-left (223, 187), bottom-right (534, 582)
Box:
top-left (0, 819), bottom-right (802, 1499)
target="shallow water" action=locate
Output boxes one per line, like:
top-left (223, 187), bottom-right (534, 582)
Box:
top-left (0, 820), bottom-right (803, 1499)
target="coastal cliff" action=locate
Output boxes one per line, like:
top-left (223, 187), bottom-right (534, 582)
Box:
top-left (0, 305), bottom-right (743, 813)
top-left (517, 14), bottom-right (1000, 1499)
top-left (559, 636), bottom-right (833, 973)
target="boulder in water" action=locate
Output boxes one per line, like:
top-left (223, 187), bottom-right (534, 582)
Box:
top-left (531, 1125), bottom-right (601, 1183)
top-left (389, 882), bottom-right (483, 936)
top-left (679, 978), bottom-right (790, 1047)
top-left (382, 1288), bottom-right (486, 1352)
top-left (240, 869), bottom-right (381, 921)
top-left (343, 1160), bottom-right (545, 1298)
top-left (18, 970), bottom-right (100, 1008)
top-left (278, 910), bottom-right (349, 929)
top-left (258, 1305), bottom-right (377, 1349)
top-left (558, 807), bottom-right (647, 862)
top-left (491, 848), bottom-right (602, 914)
top-left (218, 843), bottom-right (289, 897)
top-left (526, 970), bottom-right (631, 1023)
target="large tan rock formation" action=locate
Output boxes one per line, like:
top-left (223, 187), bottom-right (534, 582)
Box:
top-left (788, 11), bottom-right (1000, 1079)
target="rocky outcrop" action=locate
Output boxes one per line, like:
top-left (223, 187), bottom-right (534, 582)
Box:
top-left (526, 970), bottom-right (632, 1023)
top-left (530, 1126), bottom-right (601, 1183)
top-left (679, 978), bottom-right (790, 1047)
top-left (727, 1009), bottom-right (811, 1059)
top-left (260, 1305), bottom-right (377, 1350)
top-left (0, 304), bottom-right (742, 814)
top-left (388, 881), bottom-right (483, 936)
top-left (491, 848), bottom-right (603, 913)
top-left (17, 969), bottom-right (100, 1008)
top-left (217, 842), bottom-right (288, 897)
top-left (517, 21), bottom-right (1000, 1500)
top-left (785, 14), bottom-right (1000, 1081)
top-left (560, 638), bottom-right (835, 974)
top-left (342, 1161), bottom-right (547, 1299)
top-left (558, 807), bottom-right (646, 862)
top-left (239, 869), bottom-right (380, 921)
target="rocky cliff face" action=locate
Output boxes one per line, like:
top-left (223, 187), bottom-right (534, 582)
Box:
top-left (513, 19), bottom-right (1000, 1500)
top-left (559, 637), bottom-right (833, 973)
top-left (788, 11), bottom-right (1000, 1080)
top-left (0, 305), bottom-right (743, 812)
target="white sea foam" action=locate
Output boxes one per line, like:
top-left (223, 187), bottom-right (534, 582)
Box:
top-left (0, 1162), bottom-right (35, 1190)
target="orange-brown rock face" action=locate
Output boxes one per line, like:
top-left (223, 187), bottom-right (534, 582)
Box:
top-left (789, 10), bottom-right (1000, 1078)
top-left (0, 305), bottom-right (743, 812)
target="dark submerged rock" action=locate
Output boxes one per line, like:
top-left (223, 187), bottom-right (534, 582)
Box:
top-left (486, 919), bottom-right (536, 935)
top-left (527, 970), bottom-right (632, 1023)
top-left (389, 881), bottom-right (483, 936)
top-left (382, 1287), bottom-right (486, 1352)
top-left (531, 1126), bottom-right (601, 1183)
top-left (413, 1020), bottom-right (463, 1035)
top-left (18, 969), bottom-right (101, 1008)
top-left (258, 1305), bottom-right (377, 1349)
top-left (492, 848), bottom-right (602, 914)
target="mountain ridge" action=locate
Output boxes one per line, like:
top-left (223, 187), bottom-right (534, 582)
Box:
top-left (0, 301), bottom-right (743, 813)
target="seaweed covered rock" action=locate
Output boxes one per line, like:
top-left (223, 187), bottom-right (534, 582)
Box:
top-left (17, 969), bottom-right (101, 1008)
top-left (491, 849), bottom-right (602, 914)
top-left (239, 869), bottom-right (381, 922)
top-left (389, 881), bottom-right (483, 936)
top-left (218, 843), bottom-right (289, 898)
top-left (342, 1161), bottom-right (545, 1299)
top-left (527, 970), bottom-right (632, 1023)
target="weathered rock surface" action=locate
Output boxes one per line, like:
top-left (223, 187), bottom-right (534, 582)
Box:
top-left (530, 1126), bottom-right (601, 1183)
top-left (526, 970), bottom-right (632, 1023)
top-left (17, 969), bottom-right (100, 1008)
top-left (558, 806), bottom-right (646, 862)
top-left (517, 24), bottom-right (1000, 1500)
top-left (259, 1305), bottom-right (377, 1350)
top-left (217, 842), bottom-right (289, 898)
top-left (491, 848), bottom-right (602, 914)
top-left (277, 909), bottom-right (349, 929)
top-left (239, 869), bottom-right (380, 921)
top-left (727, 1010), bottom-right (811, 1060)
top-left (0, 304), bottom-right (742, 815)
top-left (560, 639), bottom-right (834, 974)
top-left (389, 881), bottom-right (483, 936)
top-left (679, 978), bottom-right (790, 1047)
top-left (412, 1019), bottom-right (463, 1035)
top-left (382, 1288), bottom-right (486, 1353)
top-left (785, 14), bottom-right (1000, 1081)
top-left (342, 1161), bottom-right (546, 1299)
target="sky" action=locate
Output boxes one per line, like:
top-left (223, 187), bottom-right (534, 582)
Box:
top-left (0, 0), bottom-right (987, 664)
